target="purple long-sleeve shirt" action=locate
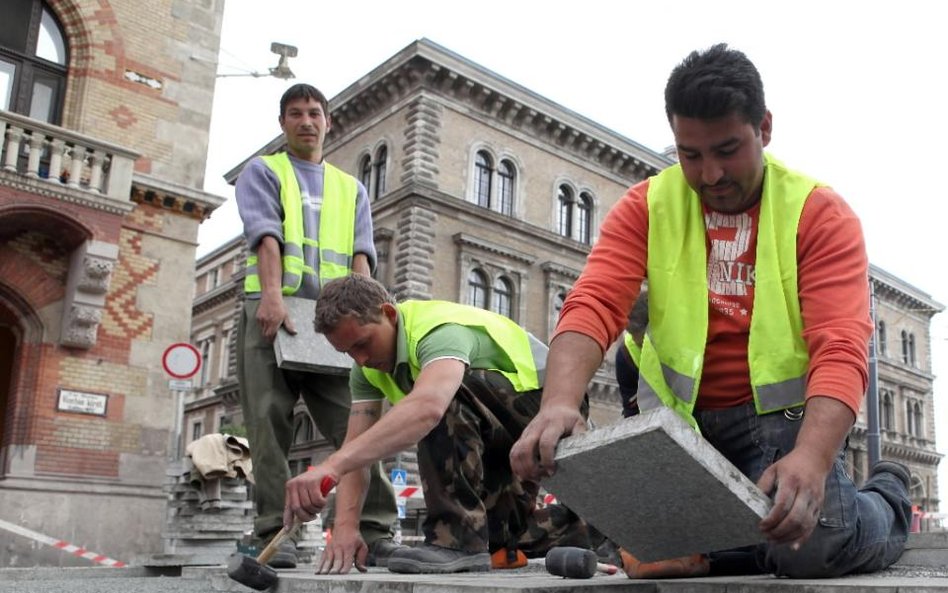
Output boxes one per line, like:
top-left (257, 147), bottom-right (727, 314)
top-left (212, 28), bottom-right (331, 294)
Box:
top-left (235, 154), bottom-right (377, 300)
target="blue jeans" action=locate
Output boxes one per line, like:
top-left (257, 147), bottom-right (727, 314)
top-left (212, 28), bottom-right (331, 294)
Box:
top-left (694, 403), bottom-right (911, 578)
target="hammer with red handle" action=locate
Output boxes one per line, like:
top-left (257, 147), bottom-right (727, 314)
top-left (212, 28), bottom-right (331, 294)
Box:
top-left (227, 475), bottom-right (336, 590)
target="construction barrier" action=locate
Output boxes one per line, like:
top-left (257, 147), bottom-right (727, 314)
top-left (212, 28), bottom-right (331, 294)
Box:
top-left (0, 518), bottom-right (126, 567)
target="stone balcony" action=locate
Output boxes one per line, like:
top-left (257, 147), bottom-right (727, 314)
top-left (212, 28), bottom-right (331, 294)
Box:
top-left (0, 109), bottom-right (139, 210)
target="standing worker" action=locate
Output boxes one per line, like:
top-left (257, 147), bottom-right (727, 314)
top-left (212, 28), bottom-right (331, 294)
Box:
top-left (510, 44), bottom-right (911, 579)
top-left (235, 83), bottom-right (400, 568)
top-left (283, 275), bottom-right (595, 574)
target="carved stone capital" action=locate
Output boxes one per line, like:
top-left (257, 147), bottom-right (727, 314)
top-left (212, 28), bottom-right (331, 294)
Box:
top-left (60, 240), bottom-right (119, 349)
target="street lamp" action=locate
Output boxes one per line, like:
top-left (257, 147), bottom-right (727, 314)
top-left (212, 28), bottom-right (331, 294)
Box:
top-left (214, 42), bottom-right (298, 80)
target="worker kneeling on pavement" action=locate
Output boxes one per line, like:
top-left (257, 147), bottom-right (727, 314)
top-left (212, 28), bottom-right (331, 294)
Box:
top-left (283, 274), bottom-right (593, 574)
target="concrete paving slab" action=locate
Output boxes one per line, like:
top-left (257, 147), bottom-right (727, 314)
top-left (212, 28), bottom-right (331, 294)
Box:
top-left (2, 560), bottom-right (948, 593)
top-left (273, 296), bottom-right (352, 374)
top-left (545, 407), bottom-right (772, 562)
top-left (191, 564), bottom-right (948, 593)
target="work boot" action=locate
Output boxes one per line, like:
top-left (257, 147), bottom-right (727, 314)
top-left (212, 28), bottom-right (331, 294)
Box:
top-left (366, 538), bottom-right (408, 568)
top-left (387, 543), bottom-right (490, 574)
top-left (619, 548), bottom-right (709, 579)
top-left (870, 460), bottom-right (911, 491)
top-left (266, 539), bottom-right (298, 569)
top-left (490, 547), bottom-right (527, 569)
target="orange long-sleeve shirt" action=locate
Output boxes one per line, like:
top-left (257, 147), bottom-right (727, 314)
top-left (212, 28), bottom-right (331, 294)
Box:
top-left (555, 177), bottom-right (872, 415)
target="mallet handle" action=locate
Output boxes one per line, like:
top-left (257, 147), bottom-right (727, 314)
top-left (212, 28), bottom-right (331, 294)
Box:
top-left (257, 476), bottom-right (337, 565)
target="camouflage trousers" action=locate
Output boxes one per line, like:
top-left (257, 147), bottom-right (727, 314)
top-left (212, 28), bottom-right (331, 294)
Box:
top-left (417, 369), bottom-right (592, 555)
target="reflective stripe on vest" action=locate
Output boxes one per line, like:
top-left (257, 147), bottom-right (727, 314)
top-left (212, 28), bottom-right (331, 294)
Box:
top-left (636, 153), bottom-right (817, 428)
top-left (244, 153), bottom-right (356, 295)
top-left (362, 301), bottom-right (542, 404)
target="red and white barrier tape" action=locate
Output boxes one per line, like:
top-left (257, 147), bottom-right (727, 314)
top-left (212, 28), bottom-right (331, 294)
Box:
top-left (0, 518), bottom-right (126, 567)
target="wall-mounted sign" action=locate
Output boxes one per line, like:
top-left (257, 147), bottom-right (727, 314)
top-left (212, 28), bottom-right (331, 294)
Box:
top-left (57, 389), bottom-right (108, 416)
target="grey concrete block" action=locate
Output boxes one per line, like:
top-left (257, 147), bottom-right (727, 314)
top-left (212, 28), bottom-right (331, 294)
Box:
top-left (905, 532), bottom-right (948, 549)
top-left (274, 297), bottom-right (353, 375)
top-left (897, 548), bottom-right (948, 568)
top-left (545, 406), bottom-right (772, 562)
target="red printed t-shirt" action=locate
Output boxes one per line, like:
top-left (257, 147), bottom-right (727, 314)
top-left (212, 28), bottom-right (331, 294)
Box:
top-left (554, 177), bottom-right (873, 415)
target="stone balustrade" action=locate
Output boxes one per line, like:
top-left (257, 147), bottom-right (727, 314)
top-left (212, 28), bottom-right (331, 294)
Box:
top-left (0, 110), bottom-right (138, 201)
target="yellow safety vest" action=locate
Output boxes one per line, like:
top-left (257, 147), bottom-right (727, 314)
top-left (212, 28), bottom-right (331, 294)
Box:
top-left (632, 153), bottom-right (818, 429)
top-left (362, 301), bottom-right (541, 404)
top-left (244, 152), bottom-right (356, 294)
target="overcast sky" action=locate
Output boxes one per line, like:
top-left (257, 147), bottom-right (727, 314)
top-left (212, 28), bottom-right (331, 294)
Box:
top-left (198, 0), bottom-right (948, 503)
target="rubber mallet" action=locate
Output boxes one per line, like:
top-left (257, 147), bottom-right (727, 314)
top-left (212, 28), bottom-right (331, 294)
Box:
top-left (227, 475), bottom-right (335, 590)
top-left (545, 546), bottom-right (619, 579)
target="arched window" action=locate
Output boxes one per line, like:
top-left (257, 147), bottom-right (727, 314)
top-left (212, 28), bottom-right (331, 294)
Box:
top-left (557, 185), bottom-right (574, 237)
top-left (901, 330), bottom-right (910, 364)
top-left (492, 276), bottom-right (512, 318)
top-left (577, 192), bottom-right (593, 244)
top-left (474, 151), bottom-right (493, 208)
top-left (497, 159), bottom-right (515, 216)
top-left (292, 413), bottom-right (314, 445)
top-left (881, 390), bottom-right (893, 431)
top-left (359, 154), bottom-right (372, 194)
top-left (0, 1), bottom-right (68, 124)
top-left (550, 290), bottom-right (567, 335)
top-left (373, 145), bottom-right (388, 199)
top-left (905, 400), bottom-right (915, 436)
top-left (198, 339), bottom-right (212, 387)
top-left (876, 320), bottom-right (887, 356)
top-left (908, 333), bottom-right (917, 367)
top-left (913, 401), bottom-right (923, 438)
top-left (468, 269), bottom-right (488, 309)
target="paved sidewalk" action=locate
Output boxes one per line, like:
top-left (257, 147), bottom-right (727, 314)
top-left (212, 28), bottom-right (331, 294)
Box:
top-left (3, 533), bottom-right (946, 593)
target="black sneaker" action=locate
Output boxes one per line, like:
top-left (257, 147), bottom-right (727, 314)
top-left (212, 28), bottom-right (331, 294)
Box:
top-left (366, 538), bottom-right (408, 568)
top-left (870, 460), bottom-right (911, 491)
top-left (387, 543), bottom-right (490, 574)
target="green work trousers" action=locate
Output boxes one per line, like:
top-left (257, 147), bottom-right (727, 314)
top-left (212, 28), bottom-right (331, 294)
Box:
top-left (237, 299), bottom-right (397, 542)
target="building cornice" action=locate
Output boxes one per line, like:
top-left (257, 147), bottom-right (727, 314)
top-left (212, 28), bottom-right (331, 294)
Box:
top-left (225, 38), bottom-right (673, 185)
top-left (193, 281), bottom-right (240, 314)
top-left (453, 233), bottom-right (536, 266)
top-left (373, 182), bottom-right (594, 258)
top-left (0, 170), bottom-right (135, 216)
top-left (131, 173), bottom-right (226, 221)
top-left (540, 261), bottom-right (582, 281)
top-left (871, 264), bottom-right (945, 315)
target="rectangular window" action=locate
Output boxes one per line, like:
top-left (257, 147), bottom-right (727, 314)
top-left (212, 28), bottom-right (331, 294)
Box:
top-left (28, 76), bottom-right (56, 123)
top-left (219, 329), bottom-right (231, 379)
top-left (0, 60), bottom-right (15, 110)
top-left (191, 420), bottom-right (204, 442)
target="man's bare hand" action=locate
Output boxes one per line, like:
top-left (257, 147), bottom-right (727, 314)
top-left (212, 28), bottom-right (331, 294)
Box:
top-left (316, 526), bottom-right (367, 574)
top-left (757, 448), bottom-right (827, 549)
top-left (510, 404), bottom-right (586, 481)
top-left (283, 466), bottom-right (337, 526)
top-left (256, 294), bottom-right (294, 341)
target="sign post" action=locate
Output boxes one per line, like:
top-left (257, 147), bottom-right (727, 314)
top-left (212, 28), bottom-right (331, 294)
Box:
top-left (162, 343), bottom-right (201, 460)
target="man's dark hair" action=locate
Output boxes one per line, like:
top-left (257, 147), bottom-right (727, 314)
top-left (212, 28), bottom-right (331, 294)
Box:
top-left (313, 275), bottom-right (395, 334)
top-left (279, 83), bottom-right (329, 119)
top-left (664, 43), bottom-right (766, 127)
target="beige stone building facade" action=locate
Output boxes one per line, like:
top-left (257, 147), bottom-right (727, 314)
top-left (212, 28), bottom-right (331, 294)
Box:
top-left (188, 39), bottom-right (943, 531)
top-left (0, 0), bottom-right (225, 566)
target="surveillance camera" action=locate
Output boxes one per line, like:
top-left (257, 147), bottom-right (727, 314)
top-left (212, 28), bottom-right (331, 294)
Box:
top-left (270, 42), bottom-right (298, 58)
